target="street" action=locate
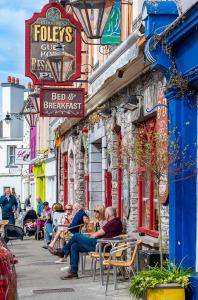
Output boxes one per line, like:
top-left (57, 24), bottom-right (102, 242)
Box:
top-left (10, 238), bottom-right (132, 300)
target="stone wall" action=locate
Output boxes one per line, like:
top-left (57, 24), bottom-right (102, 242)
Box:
top-left (59, 70), bottom-right (169, 249)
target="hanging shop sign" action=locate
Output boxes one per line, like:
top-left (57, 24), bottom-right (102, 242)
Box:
top-left (101, 0), bottom-right (121, 45)
top-left (15, 148), bottom-right (31, 165)
top-left (156, 89), bottom-right (168, 204)
top-left (40, 87), bottom-right (84, 118)
top-left (25, 3), bottom-right (81, 86)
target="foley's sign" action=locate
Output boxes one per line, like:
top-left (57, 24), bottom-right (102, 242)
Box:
top-left (40, 87), bottom-right (84, 118)
top-left (25, 3), bottom-right (81, 86)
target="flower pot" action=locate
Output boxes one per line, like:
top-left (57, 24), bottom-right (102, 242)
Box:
top-left (144, 283), bottom-right (185, 300)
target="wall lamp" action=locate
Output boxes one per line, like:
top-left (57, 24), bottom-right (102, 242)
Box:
top-left (120, 95), bottom-right (142, 112)
top-left (97, 107), bottom-right (111, 118)
top-left (4, 112), bottom-right (23, 124)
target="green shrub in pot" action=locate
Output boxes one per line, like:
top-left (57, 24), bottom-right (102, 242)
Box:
top-left (129, 260), bottom-right (191, 300)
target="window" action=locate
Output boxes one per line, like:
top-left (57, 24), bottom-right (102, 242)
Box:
top-left (7, 146), bottom-right (17, 166)
top-left (138, 119), bottom-right (159, 238)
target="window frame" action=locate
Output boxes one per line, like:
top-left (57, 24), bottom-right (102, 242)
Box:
top-left (7, 145), bottom-right (17, 167)
top-left (137, 118), bottom-right (159, 238)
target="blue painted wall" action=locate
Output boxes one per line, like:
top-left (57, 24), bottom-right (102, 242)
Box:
top-left (144, 2), bottom-right (198, 299)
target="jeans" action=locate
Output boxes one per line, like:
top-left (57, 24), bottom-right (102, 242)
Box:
top-left (63, 233), bottom-right (97, 273)
top-left (2, 213), bottom-right (15, 225)
top-left (45, 223), bottom-right (53, 243)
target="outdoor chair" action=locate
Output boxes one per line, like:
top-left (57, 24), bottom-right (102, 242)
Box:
top-left (103, 240), bottom-right (142, 294)
top-left (89, 242), bottom-right (126, 281)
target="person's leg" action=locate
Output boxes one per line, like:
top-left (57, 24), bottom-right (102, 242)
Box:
top-left (49, 227), bottom-right (65, 248)
top-left (45, 223), bottom-right (53, 243)
top-left (37, 219), bottom-right (42, 231)
top-left (9, 214), bottom-right (15, 225)
top-left (61, 235), bottom-right (97, 275)
top-left (62, 234), bottom-right (78, 257)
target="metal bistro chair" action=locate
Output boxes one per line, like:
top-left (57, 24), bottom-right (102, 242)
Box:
top-left (89, 241), bottom-right (126, 281)
top-left (103, 240), bottom-right (142, 295)
top-left (89, 234), bottom-right (129, 281)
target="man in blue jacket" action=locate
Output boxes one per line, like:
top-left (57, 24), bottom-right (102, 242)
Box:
top-left (67, 202), bottom-right (87, 234)
top-left (0, 188), bottom-right (18, 224)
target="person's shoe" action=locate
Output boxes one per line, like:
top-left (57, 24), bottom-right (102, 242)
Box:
top-left (55, 258), bottom-right (67, 264)
top-left (60, 266), bottom-right (70, 272)
top-left (60, 272), bottom-right (78, 280)
top-left (42, 245), bottom-right (48, 249)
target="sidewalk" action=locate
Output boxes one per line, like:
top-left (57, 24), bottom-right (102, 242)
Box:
top-left (10, 238), bottom-right (133, 300)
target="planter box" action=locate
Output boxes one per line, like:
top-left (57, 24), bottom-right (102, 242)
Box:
top-left (144, 284), bottom-right (185, 300)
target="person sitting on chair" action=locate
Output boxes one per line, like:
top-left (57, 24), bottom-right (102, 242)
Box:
top-left (49, 202), bottom-right (87, 259)
top-left (60, 206), bottom-right (123, 280)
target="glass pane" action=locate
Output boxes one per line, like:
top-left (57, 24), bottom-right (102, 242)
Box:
top-left (154, 182), bottom-right (159, 231)
top-left (10, 156), bottom-right (15, 165)
top-left (10, 147), bottom-right (14, 155)
top-left (142, 172), bottom-right (150, 229)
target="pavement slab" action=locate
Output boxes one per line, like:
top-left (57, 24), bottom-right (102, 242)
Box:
top-left (9, 238), bottom-right (133, 300)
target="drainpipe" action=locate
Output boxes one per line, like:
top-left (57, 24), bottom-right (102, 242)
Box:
top-left (56, 147), bottom-right (59, 203)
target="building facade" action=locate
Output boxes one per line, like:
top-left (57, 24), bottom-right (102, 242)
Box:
top-left (0, 77), bottom-right (25, 198)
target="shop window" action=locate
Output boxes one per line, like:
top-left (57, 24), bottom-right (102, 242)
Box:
top-left (138, 118), bottom-right (159, 238)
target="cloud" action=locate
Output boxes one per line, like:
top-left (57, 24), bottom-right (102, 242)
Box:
top-left (0, 0), bottom-right (47, 84)
top-left (0, 0), bottom-right (46, 11)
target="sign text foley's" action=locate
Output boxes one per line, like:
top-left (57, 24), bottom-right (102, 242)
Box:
top-left (25, 3), bottom-right (81, 86)
top-left (40, 88), bottom-right (84, 118)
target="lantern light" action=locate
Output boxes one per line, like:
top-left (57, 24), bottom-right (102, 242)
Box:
top-left (23, 92), bottom-right (40, 127)
top-left (68, 0), bottom-right (115, 40)
top-left (46, 43), bottom-right (75, 82)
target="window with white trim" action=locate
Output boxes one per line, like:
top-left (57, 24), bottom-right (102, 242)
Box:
top-left (7, 146), bottom-right (17, 166)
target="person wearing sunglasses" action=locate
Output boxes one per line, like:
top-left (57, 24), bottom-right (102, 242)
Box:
top-left (60, 206), bottom-right (123, 280)
top-left (61, 205), bottom-right (73, 225)
top-left (93, 205), bottom-right (106, 232)
top-left (48, 204), bottom-right (73, 253)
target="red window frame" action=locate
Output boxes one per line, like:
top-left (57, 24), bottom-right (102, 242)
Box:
top-left (138, 118), bottom-right (159, 238)
top-left (104, 171), bottom-right (112, 207)
top-left (63, 154), bottom-right (68, 208)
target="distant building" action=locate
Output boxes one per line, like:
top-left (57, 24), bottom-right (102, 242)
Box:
top-left (0, 76), bottom-right (25, 197)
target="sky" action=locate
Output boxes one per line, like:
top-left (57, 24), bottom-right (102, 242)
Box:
top-left (0, 0), bottom-right (47, 87)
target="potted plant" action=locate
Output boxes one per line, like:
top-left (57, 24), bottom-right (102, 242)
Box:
top-left (129, 260), bottom-right (191, 300)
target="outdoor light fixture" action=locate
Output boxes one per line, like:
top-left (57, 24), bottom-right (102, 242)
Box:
top-left (46, 43), bottom-right (75, 82)
top-left (22, 92), bottom-right (40, 127)
top-left (68, 0), bottom-right (115, 40)
top-left (97, 107), bottom-right (111, 118)
top-left (4, 113), bottom-right (12, 124)
top-left (121, 95), bottom-right (140, 112)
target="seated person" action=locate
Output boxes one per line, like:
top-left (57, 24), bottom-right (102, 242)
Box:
top-left (93, 205), bottom-right (107, 231)
top-left (49, 202), bottom-right (87, 251)
top-left (60, 207), bottom-right (123, 279)
top-left (80, 215), bottom-right (91, 234)
top-left (48, 204), bottom-right (73, 252)
top-left (52, 203), bottom-right (65, 228)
